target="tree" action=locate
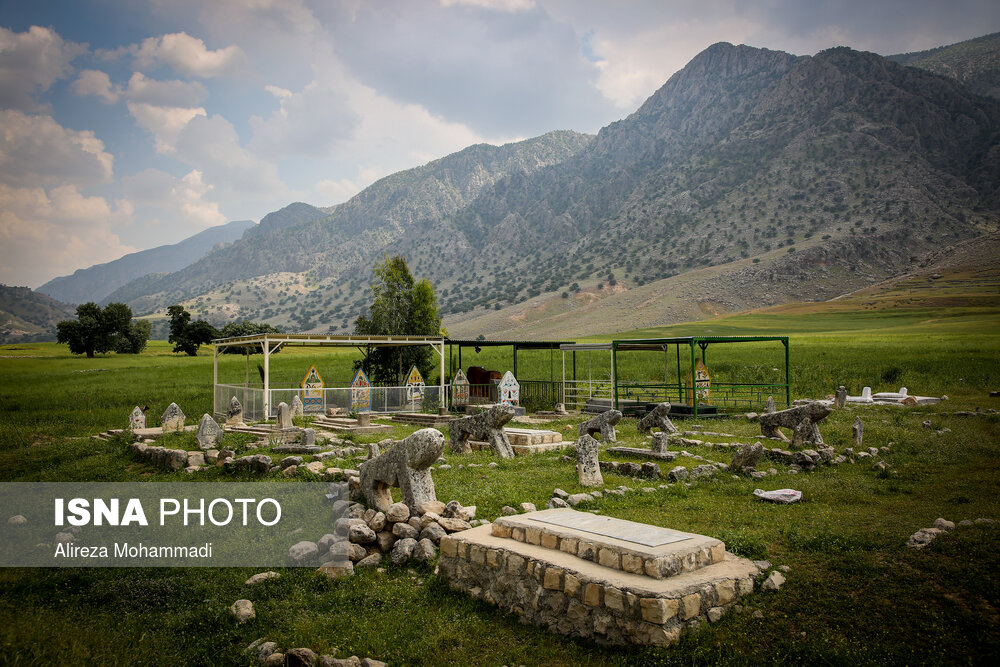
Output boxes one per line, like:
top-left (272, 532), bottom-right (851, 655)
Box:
top-left (217, 320), bottom-right (283, 355)
top-left (56, 302), bottom-right (148, 357)
top-left (167, 305), bottom-right (219, 356)
top-left (354, 255), bottom-right (442, 384)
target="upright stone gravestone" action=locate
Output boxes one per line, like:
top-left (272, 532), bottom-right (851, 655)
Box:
top-left (498, 371), bottom-right (520, 407)
top-left (852, 416), bottom-right (864, 448)
top-left (765, 396), bottom-right (776, 414)
top-left (276, 402), bottom-right (293, 430)
top-left (128, 406), bottom-right (146, 431)
top-left (161, 403), bottom-right (185, 432)
top-left (452, 369), bottom-right (470, 409)
top-left (226, 396), bottom-right (244, 426)
top-left (351, 368), bottom-right (372, 413)
top-left (290, 395), bottom-right (304, 418)
top-left (834, 386), bottom-right (848, 409)
top-left (196, 413), bottom-right (223, 450)
top-left (405, 365), bottom-right (426, 410)
top-left (576, 434), bottom-right (603, 486)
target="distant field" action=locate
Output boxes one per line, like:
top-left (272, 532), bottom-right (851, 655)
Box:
top-left (1, 306), bottom-right (999, 664)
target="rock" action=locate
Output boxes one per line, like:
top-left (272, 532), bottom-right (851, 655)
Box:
top-left (317, 560), bottom-right (354, 579)
top-left (264, 654), bottom-right (285, 667)
top-left (289, 541), bottom-right (319, 563)
top-left (196, 413), bottom-right (224, 450)
top-left (281, 456), bottom-right (303, 469)
top-left (437, 517), bottom-right (472, 532)
top-left (519, 502), bottom-right (537, 513)
top-left (355, 552), bottom-right (382, 569)
top-left (959, 519), bottom-right (975, 528)
top-left (392, 522), bottom-right (419, 540)
top-left (8, 515), bottom-right (27, 525)
top-left (690, 464), bottom-right (717, 479)
top-left (419, 522), bottom-right (447, 544)
top-left (707, 607), bottom-right (724, 623)
top-left (276, 402), bottom-right (293, 429)
top-left (419, 500), bottom-right (446, 515)
top-left (245, 571), bottom-right (280, 585)
top-left (282, 465), bottom-right (299, 478)
top-left (386, 502), bottom-right (410, 523)
top-left (761, 571), bottom-right (786, 591)
top-left (250, 640), bottom-right (278, 662)
top-left (161, 402), bottom-right (185, 432)
top-left (359, 428), bottom-right (445, 514)
top-left (933, 518), bottom-right (955, 531)
top-left (553, 488), bottom-right (569, 499)
top-left (442, 500), bottom-right (465, 518)
top-left (233, 454), bottom-right (272, 473)
top-left (501, 505), bottom-right (518, 515)
top-left (566, 493), bottom-right (593, 506)
top-left (668, 466), bottom-right (689, 482)
top-left (360, 659), bottom-right (388, 667)
top-left (576, 434), bottom-right (603, 487)
top-left (907, 527), bottom-right (942, 548)
top-left (449, 404), bottom-right (515, 458)
top-left (319, 658), bottom-right (362, 667)
top-left (348, 543), bottom-right (367, 562)
top-left (367, 512), bottom-right (386, 533)
top-left (286, 647), bottom-right (317, 667)
top-left (391, 537), bottom-right (418, 565)
top-left (230, 599), bottom-right (255, 623)
top-left (731, 442), bottom-right (764, 472)
top-left (349, 523), bottom-right (377, 544)
top-left (413, 537), bottom-right (437, 563)
top-left (290, 395), bottom-right (305, 418)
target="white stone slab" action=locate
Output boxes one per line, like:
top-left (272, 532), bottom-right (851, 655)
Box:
top-left (529, 512), bottom-right (692, 547)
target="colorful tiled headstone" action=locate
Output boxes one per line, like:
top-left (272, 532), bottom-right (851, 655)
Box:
top-left (351, 368), bottom-right (372, 412)
top-left (405, 365), bottom-right (425, 409)
top-left (498, 371), bottom-right (520, 407)
top-left (300, 365), bottom-right (324, 413)
top-left (684, 358), bottom-right (712, 404)
top-left (452, 369), bottom-right (470, 407)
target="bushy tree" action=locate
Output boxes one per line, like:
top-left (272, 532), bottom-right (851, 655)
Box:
top-left (217, 320), bottom-right (283, 355)
top-left (167, 305), bottom-right (219, 356)
top-left (56, 302), bottom-right (149, 357)
top-left (354, 255), bottom-right (442, 384)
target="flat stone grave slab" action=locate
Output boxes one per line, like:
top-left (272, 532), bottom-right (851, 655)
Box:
top-left (531, 511), bottom-right (691, 548)
top-left (312, 416), bottom-right (393, 434)
top-left (505, 428), bottom-right (562, 445)
top-left (493, 508), bottom-right (725, 579)
top-left (469, 440), bottom-right (573, 455)
top-left (607, 446), bottom-right (678, 461)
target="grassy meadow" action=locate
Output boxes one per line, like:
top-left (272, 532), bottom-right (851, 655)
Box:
top-left (1, 305), bottom-right (999, 665)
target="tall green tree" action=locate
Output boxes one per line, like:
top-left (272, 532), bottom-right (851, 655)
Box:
top-left (217, 320), bottom-right (283, 355)
top-left (56, 302), bottom-right (148, 357)
top-left (354, 255), bottom-right (442, 384)
top-left (167, 305), bottom-right (219, 356)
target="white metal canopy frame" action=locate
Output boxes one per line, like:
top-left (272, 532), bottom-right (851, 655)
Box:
top-left (211, 333), bottom-right (448, 417)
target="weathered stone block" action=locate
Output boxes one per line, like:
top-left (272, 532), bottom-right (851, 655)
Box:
top-left (578, 409), bottom-right (622, 442)
top-left (640, 597), bottom-right (679, 624)
top-left (636, 402), bottom-right (679, 434)
top-left (358, 428), bottom-right (445, 514)
top-left (681, 593), bottom-right (701, 620)
top-left (604, 587), bottom-right (625, 611)
top-left (576, 434), bottom-right (603, 487)
top-left (449, 404), bottom-right (515, 458)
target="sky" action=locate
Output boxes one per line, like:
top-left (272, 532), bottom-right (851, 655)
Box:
top-left (1, 0), bottom-right (998, 289)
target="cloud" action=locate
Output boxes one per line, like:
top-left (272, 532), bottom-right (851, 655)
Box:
top-left (133, 32), bottom-right (246, 77)
top-left (123, 72), bottom-right (208, 107)
top-left (121, 168), bottom-right (226, 234)
top-left (0, 110), bottom-right (114, 188)
top-left (126, 102), bottom-right (207, 154)
top-left (249, 79), bottom-right (360, 159)
top-left (440, 0), bottom-right (537, 12)
top-left (0, 183), bottom-right (135, 288)
top-left (0, 25), bottom-right (85, 111)
top-left (72, 69), bottom-right (120, 104)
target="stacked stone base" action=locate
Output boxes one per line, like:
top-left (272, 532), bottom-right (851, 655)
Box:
top-left (438, 509), bottom-right (758, 647)
top-left (470, 428), bottom-right (570, 455)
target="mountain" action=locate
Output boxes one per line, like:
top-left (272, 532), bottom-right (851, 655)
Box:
top-left (888, 32), bottom-right (1000, 100)
top-left (113, 41), bottom-right (1000, 338)
top-left (36, 219), bottom-right (256, 305)
top-left (0, 285), bottom-right (75, 344)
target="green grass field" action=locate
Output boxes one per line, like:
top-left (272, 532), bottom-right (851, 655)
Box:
top-left (1, 306), bottom-right (999, 665)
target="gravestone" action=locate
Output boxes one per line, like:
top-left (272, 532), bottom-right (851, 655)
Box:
top-left (498, 371), bottom-right (520, 407)
top-left (128, 406), bottom-right (146, 430)
top-left (651, 432), bottom-right (672, 454)
top-left (730, 442), bottom-right (764, 472)
top-left (350, 368), bottom-right (372, 412)
top-left (764, 396), bottom-right (776, 414)
top-left (405, 365), bottom-right (426, 410)
top-left (449, 404), bottom-right (515, 458)
top-left (302, 428), bottom-right (316, 447)
top-left (759, 401), bottom-right (831, 446)
top-left (196, 413), bottom-right (223, 450)
top-left (636, 402), bottom-right (678, 434)
top-left (161, 403), bottom-right (185, 432)
top-left (226, 396), bottom-right (244, 426)
top-left (300, 365), bottom-right (324, 412)
top-left (852, 416), bottom-right (864, 448)
top-left (452, 369), bottom-right (470, 409)
top-left (276, 402), bottom-right (293, 430)
top-left (290, 395), bottom-right (304, 418)
top-left (834, 386), bottom-right (847, 409)
top-left (576, 434), bottom-right (603, 486)
top-left (578, 409), bottom-right (622, 442)
top-left (359, 428), bottom-right (445, 514)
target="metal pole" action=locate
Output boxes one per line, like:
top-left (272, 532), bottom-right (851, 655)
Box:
top-left (213, 343), bottom-right (219, 416)
top-left (690, 341), bottom-right (698, 418)
top-left (675, 344), bottom-right (682, 403)
top-left (439, 341), bottom-right (447, 414)
top-left (561, 350), bottom-right (566, 408)
top-left (513, 344), bottom-right (518, 378)
top-left (784, 339), bottom-right (790, 408)
top-left (263, 337), bottom-right (270, 419)
top-left (612, 341), bottom-right (619, 411)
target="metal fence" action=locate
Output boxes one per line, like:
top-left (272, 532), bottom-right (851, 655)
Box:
top-left (215, 384), bottom-right (444, 420)
top-left (616, 381), bottom-right (789, 413)
top-left (562, 379), bottom-right (614, 412)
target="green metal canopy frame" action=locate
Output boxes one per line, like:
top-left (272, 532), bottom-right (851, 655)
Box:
top-left (607, 336), bottom-right (790, 418)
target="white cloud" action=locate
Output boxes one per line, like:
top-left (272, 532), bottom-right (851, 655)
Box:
top-left (0, 110), bottom-right (114, 188)
top-left (0, 26), bottom-right (85, 111)
top-left (440, 0), bottom-right (537, 11)
top-left (250, 79), bottom-right (360, 159)
top-left (121, 168), bottom-right (226, 235)
top-left (124, 72), bottom-right (208, 107)
top-left (126, 102), bottom-right (207, 154)
top-left (72, 69), bottom-right (120, 104)
top-left (0, 183), bottom-right (135, 288)
top-left (133, 32), bottom-right (246, 78)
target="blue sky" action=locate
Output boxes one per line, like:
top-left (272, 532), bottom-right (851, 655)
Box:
top-left (1, 0), bottom-right (998, 288)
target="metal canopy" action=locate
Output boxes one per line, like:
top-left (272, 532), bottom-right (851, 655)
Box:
top-left (446, 338), bottom-right (573, 381)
